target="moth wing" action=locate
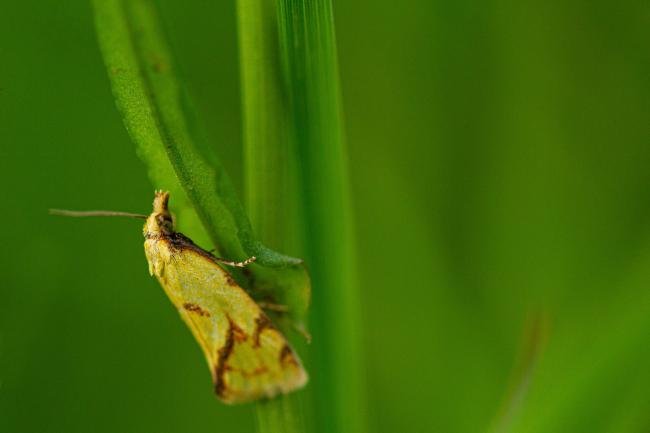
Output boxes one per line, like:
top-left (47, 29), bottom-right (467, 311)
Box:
top-left (150, 240), bottom-right (307, 404)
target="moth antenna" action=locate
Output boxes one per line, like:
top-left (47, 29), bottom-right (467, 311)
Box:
top-left (49, 209), bottom-right (148, 219)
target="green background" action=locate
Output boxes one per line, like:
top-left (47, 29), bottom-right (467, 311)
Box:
top-left (1, 1), bottom-right (649, 432)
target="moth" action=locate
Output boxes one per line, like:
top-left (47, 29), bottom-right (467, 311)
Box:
top-left (51, 191), bottom-right (307, 404)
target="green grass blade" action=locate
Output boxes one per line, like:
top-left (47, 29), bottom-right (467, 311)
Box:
top-left (276, 2), bottom-right (366, 432)
top-left (93, 0), bottom-right (310, 329)
top-left (92, 0), bottom-right (300, 268)
top-left (236, 0), bottom-right (308, 431)
top-left (238, 0), bottom-right (366, 432)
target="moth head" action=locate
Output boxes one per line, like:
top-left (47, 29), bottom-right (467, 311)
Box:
top-left (144, 190), bottom-right (174, 236)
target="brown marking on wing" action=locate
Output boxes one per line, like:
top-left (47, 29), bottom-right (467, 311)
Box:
top-left (224, 273), bottom-right (236, 286)
top-left (231, 320), bottom-right (248, 343)
top-left (163, 232), bottom-right (247, 303)
top-left (279, 344), bottom-right (299, 367)
top-left (244, 365), bottom-right (269, 378)
top-left (182, 302), bottom-right (211, 317)
top-left (166, 232), bottom-right (211, 257)
top-left (253, 314), bottom-right (274, 348)
top-left (222, 365), bottom-right (270, 378)
top-left (214, 318), bottom-right (236, 399)
top-left (165, 232), bottom-right (242, 276)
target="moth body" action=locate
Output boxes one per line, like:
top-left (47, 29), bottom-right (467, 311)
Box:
top-left (143, 191), bottom-right (307, 404)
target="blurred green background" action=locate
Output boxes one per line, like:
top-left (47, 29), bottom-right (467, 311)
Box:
top-left (1, 1), bottom-right (649, 432)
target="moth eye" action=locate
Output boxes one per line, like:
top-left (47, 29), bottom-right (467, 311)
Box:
top-left (156, 214), bottom-right (173, 229)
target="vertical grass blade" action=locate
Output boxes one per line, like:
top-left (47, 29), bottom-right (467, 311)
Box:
top-left (277, 2), bottom-right (366, 432)
top-left (236, 1), bottom-right (308, 431)
top-left (238, 0), bottom-right (366, 432)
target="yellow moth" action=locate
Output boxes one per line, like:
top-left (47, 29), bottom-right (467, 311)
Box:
top-left (51, 191), bottom-right (308, 404)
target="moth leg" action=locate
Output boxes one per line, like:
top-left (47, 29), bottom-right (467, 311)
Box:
top-left (257, 301), bottom-right (289, 313)
top-left (213, 255), bottom-right (257, 267)
top-left (292, 323), bottom-right (312, 343)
